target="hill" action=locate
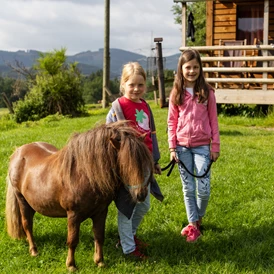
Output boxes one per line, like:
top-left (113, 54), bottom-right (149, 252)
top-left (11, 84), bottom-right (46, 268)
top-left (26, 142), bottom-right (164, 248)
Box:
top-left (0, 48), bottom-right (180, 79)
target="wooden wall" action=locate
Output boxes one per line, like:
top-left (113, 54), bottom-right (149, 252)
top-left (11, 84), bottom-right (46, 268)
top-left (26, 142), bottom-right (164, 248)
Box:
top-left (206, 0), bottom-right (274, 46)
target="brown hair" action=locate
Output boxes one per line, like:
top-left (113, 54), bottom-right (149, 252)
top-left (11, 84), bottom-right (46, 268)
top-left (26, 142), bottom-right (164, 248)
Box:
top-left (171, 48), bottom-right (212, 105)
top-left (120, 62), bottom-right (146, 94)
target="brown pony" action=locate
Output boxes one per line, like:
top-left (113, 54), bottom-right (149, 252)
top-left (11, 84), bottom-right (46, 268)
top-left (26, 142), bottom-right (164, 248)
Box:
top-left (5, 121), bottom-right (153, 272)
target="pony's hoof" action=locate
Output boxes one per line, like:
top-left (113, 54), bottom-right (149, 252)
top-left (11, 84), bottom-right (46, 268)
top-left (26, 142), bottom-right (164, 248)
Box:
top-left (67, 266), bottom-right (77, 272)
top-left (30, 248), bottom-right (38, 257)
top-left (97, 262), bottom-right (105, 268)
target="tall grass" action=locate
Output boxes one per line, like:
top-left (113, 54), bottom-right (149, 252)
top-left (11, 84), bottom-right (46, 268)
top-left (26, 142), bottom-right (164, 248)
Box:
top-left (0, 103), bottom-right (274, 273)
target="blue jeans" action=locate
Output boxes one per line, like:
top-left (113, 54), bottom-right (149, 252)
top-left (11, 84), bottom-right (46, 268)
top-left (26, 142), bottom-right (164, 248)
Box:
top-left (176, 145), bottom-right (211, 223)
top-left (118, 184), bottom-right (150, 254)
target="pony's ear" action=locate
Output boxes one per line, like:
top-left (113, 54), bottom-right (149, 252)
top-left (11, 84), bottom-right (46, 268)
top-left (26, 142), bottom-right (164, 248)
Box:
top-left (109, 137), bottom-right (121, 150)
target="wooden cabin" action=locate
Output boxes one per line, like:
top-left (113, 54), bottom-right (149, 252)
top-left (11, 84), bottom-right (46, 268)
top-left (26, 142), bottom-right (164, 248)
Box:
top-left (175, 0), bottom-right (274, 105)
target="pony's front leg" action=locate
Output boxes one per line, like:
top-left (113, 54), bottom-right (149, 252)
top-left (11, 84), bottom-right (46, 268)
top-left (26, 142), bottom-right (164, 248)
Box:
top-left (66, 211), bottom-right (81, 272)
top-left (92, 208), bottom-right (108, 267)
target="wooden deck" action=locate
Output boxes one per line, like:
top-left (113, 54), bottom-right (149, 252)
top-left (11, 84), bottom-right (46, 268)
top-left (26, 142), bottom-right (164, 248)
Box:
top-left (179, 44), bottom-right (274, 104)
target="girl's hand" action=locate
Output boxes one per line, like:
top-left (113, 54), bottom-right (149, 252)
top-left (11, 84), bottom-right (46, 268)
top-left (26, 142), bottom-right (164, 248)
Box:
top-left (170, 151), bottom-right (179, 162)
top-left (154, 163), bottom-right (162, 175)
top-left (211, 151), bottom-right (220, 162)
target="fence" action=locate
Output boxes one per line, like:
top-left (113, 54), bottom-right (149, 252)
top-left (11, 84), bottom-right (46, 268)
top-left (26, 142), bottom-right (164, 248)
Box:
top-left (179, 44), bottom-right (274, 104)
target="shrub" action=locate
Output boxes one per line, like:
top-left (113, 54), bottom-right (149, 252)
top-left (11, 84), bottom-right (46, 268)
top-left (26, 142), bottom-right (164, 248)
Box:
top-left (12, 48), bottom-right (86, 123)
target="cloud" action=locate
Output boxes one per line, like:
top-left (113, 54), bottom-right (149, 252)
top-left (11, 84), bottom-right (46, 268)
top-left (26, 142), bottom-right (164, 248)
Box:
top-left (0, 0), bottom-right (182, 56)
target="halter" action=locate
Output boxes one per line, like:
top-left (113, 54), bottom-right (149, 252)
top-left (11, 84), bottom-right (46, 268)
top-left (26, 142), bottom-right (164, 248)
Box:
top-left (126, 180), bottom-right (148, 190)
top-left (111, 168), bottom-right (151, 190)
top-left (125, 169), bottom-right (151, 189)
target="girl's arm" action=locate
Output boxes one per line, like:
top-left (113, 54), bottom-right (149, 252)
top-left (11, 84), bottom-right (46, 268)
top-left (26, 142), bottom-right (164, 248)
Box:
top-left (207, 89), bottom-right (220, 154)
top-left (106, 108), bottom-right (117, 124)
top-left (167, 95), bottom-right (179, 150)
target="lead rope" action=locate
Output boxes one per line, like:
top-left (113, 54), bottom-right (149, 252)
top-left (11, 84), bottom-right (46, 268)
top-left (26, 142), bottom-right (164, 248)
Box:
top-left (161, 159), bottom-right (213, 178)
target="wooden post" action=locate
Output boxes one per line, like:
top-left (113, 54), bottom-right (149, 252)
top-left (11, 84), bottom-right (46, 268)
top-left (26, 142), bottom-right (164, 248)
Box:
top-left (154, 38), bottom-right (167, 108)
top-left (262, 0), bottom-right (269, 91)
top-left (173, 0), bottom-right (187, 47)
top-left (181, 2), bottom-right (187, 47)
top-left (102, 0), bottom-right (110, 108)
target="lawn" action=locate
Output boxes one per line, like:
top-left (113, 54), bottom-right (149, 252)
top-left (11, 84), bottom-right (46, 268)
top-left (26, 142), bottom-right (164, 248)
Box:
top-left (0, 104), bottom-right (274, 274)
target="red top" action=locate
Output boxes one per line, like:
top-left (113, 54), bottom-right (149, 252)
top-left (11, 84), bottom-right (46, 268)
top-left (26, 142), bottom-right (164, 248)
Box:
top-left (119, 96), bottom-right (152, 152)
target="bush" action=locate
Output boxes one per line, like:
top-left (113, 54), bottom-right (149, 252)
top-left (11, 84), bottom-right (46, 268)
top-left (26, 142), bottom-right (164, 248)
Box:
top-left (0, 113), bottom-right (18, 131)
top-left (13, 91), bottom-right (46, 123)
top-left (12, 48), bottom-right (86, 123)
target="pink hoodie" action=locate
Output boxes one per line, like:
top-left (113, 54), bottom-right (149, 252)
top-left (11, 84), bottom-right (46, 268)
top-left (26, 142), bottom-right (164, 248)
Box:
top-left (167, 88), bottom-right (220, 153)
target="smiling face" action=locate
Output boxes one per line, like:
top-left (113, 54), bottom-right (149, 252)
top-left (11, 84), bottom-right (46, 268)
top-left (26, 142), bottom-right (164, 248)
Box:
top-left (122, 74), bottom-right (146, 103)
top-left (182, 58), bottom-right (200, 88)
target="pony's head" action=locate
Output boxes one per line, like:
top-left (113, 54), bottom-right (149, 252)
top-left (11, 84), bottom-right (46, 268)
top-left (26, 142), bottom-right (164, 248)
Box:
top-left (109, 121), bottom-right (153, 202)
top-left (60, 121), bottom-right (153, 202)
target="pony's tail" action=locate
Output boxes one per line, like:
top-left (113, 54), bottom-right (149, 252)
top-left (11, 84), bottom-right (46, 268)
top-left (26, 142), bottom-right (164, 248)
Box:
top-left (5, 176), bottom-right (26, 239)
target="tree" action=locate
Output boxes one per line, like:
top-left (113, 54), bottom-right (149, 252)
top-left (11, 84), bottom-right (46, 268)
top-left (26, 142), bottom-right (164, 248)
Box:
top-left (13, 48), bottom-right (85, 123)
top-left (82, 71), bottom-right (103, 104)
top-left (172, 2), bottom-right (206, 46)
top-left (0, 77), bottom-right (15, 107)
top-left (82, 70), bottom-right (120, 104)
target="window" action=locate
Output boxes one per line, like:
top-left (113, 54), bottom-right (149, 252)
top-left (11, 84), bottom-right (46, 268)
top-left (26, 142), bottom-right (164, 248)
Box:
top-left (237, 5), bottom-right (263, 44)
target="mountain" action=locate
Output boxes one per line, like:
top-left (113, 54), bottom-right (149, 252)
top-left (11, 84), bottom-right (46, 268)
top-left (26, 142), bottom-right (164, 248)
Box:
top-left (0, 48), bottom-right (180, 79)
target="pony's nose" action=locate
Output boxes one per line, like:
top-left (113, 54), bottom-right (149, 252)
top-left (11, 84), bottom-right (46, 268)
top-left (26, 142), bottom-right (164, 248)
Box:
top-left (136, 193), bottom-right (146, 202)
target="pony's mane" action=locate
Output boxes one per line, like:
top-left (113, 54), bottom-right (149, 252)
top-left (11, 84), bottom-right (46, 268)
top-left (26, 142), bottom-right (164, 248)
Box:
top-left (57, 121), bottom-right (153, 196)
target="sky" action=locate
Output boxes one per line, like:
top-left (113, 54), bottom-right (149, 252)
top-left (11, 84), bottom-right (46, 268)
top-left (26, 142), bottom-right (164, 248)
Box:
top-left (0, 0), bottom-right (183, 57)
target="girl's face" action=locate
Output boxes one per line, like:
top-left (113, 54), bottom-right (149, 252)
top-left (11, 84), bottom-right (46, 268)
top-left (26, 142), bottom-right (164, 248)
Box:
top-left (181, 58), bottom-right (200, 88)
top-left (123, 74), bottom-right (146, 103)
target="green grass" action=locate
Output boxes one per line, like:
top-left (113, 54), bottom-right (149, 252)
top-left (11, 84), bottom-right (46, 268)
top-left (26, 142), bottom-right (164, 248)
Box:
top-left (1, 104), bottom-right (274, 273)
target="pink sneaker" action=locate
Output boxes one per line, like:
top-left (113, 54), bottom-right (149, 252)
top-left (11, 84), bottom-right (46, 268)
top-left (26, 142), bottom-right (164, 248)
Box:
top-left (186, 225), bottom-right (201, 242)
top-left (181, 224), bottom-right (192, 237)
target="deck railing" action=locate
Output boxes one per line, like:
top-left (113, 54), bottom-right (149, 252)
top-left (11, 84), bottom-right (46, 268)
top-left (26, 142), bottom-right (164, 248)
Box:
top-left (179, 45), bottom-right (274, 104)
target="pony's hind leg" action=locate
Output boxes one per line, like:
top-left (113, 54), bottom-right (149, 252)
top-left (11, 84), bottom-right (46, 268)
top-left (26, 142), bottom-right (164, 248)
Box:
top-left (92, 208), bottom-right (108, 268)
top-left (15, 192), bottom-right (38, 256)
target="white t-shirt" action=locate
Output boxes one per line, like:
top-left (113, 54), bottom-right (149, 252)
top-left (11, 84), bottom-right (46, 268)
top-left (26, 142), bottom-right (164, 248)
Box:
top-left (186, 87), bottom-right (194, 96)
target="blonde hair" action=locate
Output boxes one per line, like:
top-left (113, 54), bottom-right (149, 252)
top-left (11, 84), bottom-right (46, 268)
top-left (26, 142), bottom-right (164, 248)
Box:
top-left (120, 62), bottom-right (146, 94)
